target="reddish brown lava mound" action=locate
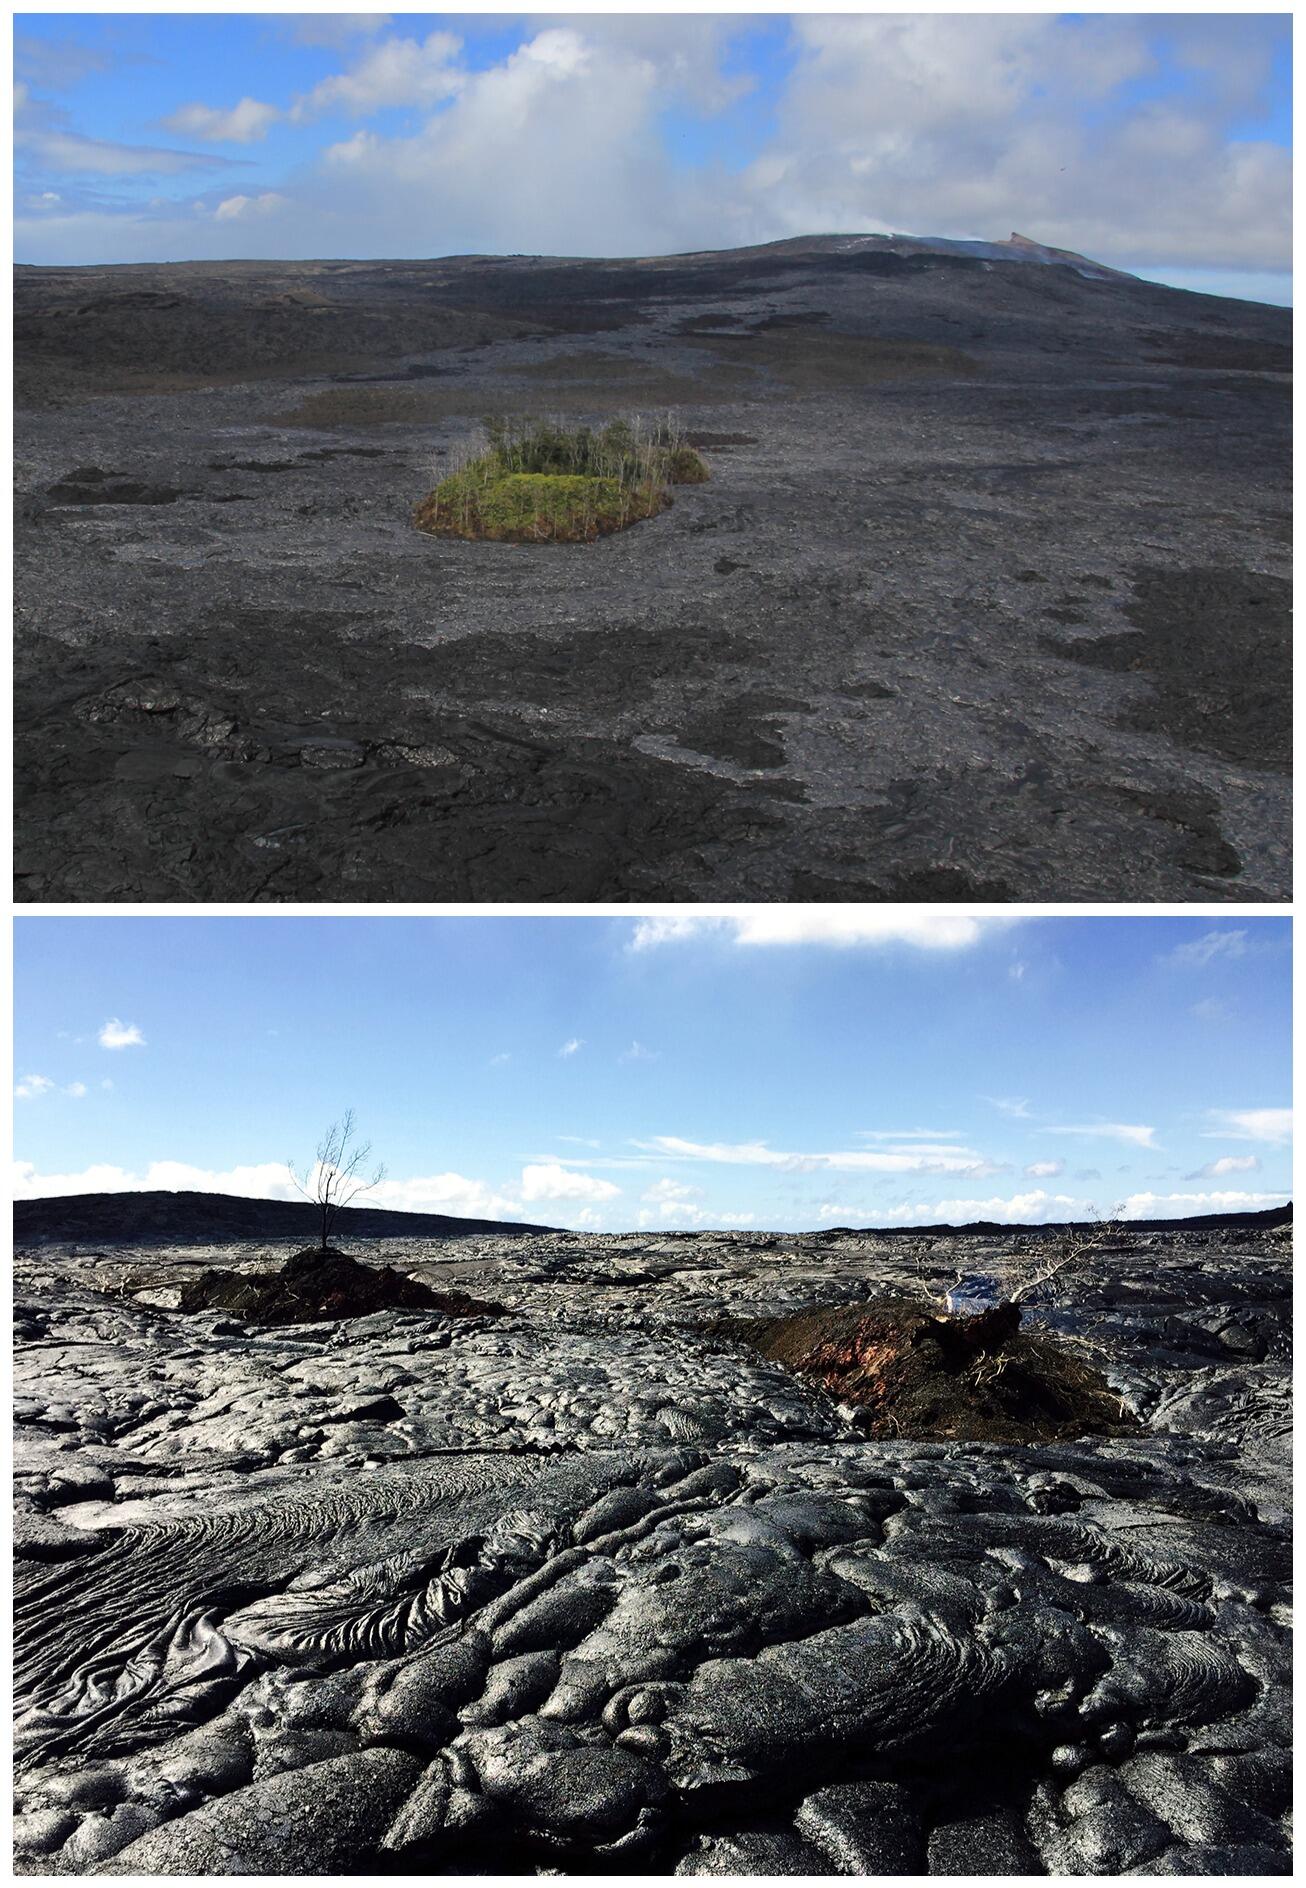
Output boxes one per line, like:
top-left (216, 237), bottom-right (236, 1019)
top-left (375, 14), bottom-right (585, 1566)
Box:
top-left (732, 1298), bottom-right (1135, 1443)
top-left (178, 1245), bottom-right (503, 1327)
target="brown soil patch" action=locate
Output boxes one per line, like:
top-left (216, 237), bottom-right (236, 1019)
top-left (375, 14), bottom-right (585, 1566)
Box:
top-left (732, 1299), bottom-right (1134, 1442)
top-left (177, 1246), bottom-right (504, 1326)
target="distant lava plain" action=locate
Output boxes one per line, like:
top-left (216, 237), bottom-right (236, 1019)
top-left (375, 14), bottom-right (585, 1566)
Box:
top-left (13, 1196), bottom-right (1291, 1874)
top-left (14, 233), bottom-right (1290, 902)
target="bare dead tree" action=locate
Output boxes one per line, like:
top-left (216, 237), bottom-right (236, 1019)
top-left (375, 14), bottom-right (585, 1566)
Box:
top-left (997, 1207), bottom-right (1125, 1308)
top-left (287, 1111), bottom-right (387, 1251)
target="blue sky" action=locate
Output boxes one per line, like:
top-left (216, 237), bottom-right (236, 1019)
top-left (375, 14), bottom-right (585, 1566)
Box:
top-left (14, 12), bottom-right (1291, 304)
top-left (13, 914), bottom-right (1292, 1231)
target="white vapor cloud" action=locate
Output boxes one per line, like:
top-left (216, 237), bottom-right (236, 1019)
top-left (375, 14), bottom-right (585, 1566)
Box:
top-left (1047, 1122), bottom-right (1157, 1148)
top-left (637, 1135), bottom-right (990, 1175)
top-left (164, 97), bottom-right (281, 143)
top-left (1024, 1160), bottom-right (1064, 1178)
top-left (16, 17), bottom-right (1287, 285)
top-left (14, 1074), bottom-right (56, 1100)
top-left (1205, 1108), bottom-right (1292, 1146)
top-left (882, 1189), bottom-right (1081, 1225)
top-left (559, 1038), bottom-right (583, 1058)
top-left (638, 1176), bottom-right (711, 1227)
top-left (291, 28), bottom-right (463, 120)
top-left (631, 914), bottom-right (1012, 951)
top-left (10, 1157), bottom-right (621, 1227)
top-left (213, 192), bottom-right (290, 222)
top-left (13, 1158), bottom-right (302, 1201)
top-left (15, 88), bottom-right (230, 178)
top-left (98, 1018), bottom-right (146, 1049)
top-left (519, 1162), bottom-right (621, 1205)
top-left (1118, 1189), bottom-right (1288, 1218)
top-left (1163, 928), bottom-right (1249, 968)
top-left (1187, 1154), bottom-right (1260, 1180)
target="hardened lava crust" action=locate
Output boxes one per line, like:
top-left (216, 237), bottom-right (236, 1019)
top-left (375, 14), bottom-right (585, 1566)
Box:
top-left (13, 1214), bottom-right (1291, 1875)
top-left (14, 236), bottom-right (1290, 901)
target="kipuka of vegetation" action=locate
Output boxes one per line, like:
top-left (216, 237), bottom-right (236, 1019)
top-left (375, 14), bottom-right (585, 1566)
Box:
top-left (414, 414), bottom-right (709, 543)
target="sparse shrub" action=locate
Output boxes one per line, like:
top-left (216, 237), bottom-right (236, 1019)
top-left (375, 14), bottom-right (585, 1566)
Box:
top-left (414, 411), bottom-right (708, 544)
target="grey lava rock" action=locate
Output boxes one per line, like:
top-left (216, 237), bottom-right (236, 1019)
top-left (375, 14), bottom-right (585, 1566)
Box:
top-left (12, 1219), bottom-right (1292, 1876)
top-left (103, 1748), bottom-right (422, 1874)
top-left (14, 241), bottom-right (1289, 903)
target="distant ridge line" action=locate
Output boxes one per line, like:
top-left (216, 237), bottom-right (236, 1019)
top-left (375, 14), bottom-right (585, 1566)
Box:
top-left (809, 1202), bottom-right (1291, 1238)
top-left (13, 1189), bottom-right (558, 1246)
top-left (12, 1189), bottom-right (1290, 1246)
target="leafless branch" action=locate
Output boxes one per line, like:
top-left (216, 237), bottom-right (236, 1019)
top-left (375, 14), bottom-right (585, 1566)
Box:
top-left (997, 1205), bottom-right (1125, 1307)
top-left (287, 1110), bottom-right (387, 1250)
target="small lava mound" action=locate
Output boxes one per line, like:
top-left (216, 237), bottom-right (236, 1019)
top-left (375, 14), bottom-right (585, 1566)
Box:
top-left (47, 467), bottom-right (185, 506)
top-left (730, 1299), bottom-right (1136, 1443)
top-left (176, 1245), bottom-right (504, 1326)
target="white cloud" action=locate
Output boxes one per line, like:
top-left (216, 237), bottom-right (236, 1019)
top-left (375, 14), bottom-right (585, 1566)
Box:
top-left (1119, 1189), bottom-right (1288, 1218)
top-left (1163, 928), bottom-right (1248, 968)
top-left (369, 1171), bottom-right (522, 1219)
top-left (638, 1176), bottom-right (710, 1227)
top-left (1187, 1154), bottom-right (1260, 1180)
top-left (882, 1189), bottom-right (1082, 1226)
top-left (559, 1038), bottom-right (583, 1058)
top-left (14, 1073), bottom-right (90, 1101)
top-left (620, 1041), bottom-right (659, 1062)
top-left (15, 90), bottom-right (229, 178)
top-left (983, 1095), bottom-right (1032, 1118)
top-left (11, 1157), bottom-right (526, 1224)
top-left (1205, 1108), bottom-right (1292, 1146)
top-left (643, 1177), bottom-right (703, 1205)
top-left (18, 16), bottom-right (1288, 281)
top-left (98, 1018), bottom-right (145, 1050)
top-left (291, 29), bottom-right (463, 121)
top-left (857, 1128), bottom-right (962, 1142)
top-left (631, 913), bottom-right (1011, 952)
top-left (882, 1182), bottom-right (1288, 1227)
top-left (519, 1162), bottom-right (621, 1204)
top-left (488, 1052), bottom-right (512, 1068)
top-left (1047, 1122), bottom-right (1157, 1148)
top-left (13, 1158), bottom-right (300, 1201)
top-left (100, 1078), bottom-right (114, 1092)
top-left (164, 98), bottom-right (281, 143)
top-left (637, 1135), bottom-right (990, 1175)
top-left (213, 191), bottom-right (290, 222)
top-left (751, 13), bottom-right (1288, 272)
top-left (1025, 1159), bottom-right (1064, 1178)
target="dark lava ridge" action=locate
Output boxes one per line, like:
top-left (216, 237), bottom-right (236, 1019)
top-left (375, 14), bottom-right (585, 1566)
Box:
top-left (176, 1245), bottom-right (505, 1326)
